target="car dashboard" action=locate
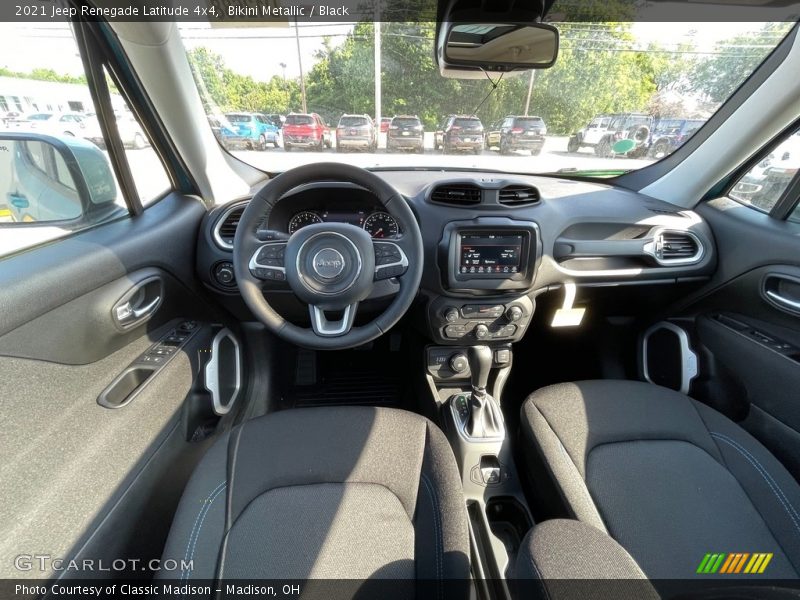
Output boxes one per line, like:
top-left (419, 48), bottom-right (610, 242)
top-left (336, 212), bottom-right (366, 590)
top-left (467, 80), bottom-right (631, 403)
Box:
top-left (197, 169), bottom-right (716, 350)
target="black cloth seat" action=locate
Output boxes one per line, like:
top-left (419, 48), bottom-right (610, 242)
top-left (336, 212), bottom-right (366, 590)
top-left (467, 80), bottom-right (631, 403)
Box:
top-left (520, 380), bottom-right (800, 579)
top-left (160, 406), bottom-right (470, 595)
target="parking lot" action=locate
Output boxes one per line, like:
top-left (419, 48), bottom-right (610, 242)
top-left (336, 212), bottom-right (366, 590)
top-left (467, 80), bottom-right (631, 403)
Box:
top-left (228, 134), bottom-right (657, 176)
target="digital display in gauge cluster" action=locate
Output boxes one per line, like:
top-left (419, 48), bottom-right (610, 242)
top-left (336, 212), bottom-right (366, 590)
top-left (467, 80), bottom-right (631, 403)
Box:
top-left (288, 209), bottom-right (399, 238)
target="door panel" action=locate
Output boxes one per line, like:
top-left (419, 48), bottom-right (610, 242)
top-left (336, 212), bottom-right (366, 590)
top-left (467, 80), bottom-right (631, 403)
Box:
top-left (671, 199), bottom-right (800, 482)
top-left (0, 193), bottom-right (230, 579)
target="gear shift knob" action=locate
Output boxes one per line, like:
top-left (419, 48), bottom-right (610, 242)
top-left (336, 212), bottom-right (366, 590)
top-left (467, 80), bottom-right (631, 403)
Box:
top-left (467, 345), bottom-right (492, 392)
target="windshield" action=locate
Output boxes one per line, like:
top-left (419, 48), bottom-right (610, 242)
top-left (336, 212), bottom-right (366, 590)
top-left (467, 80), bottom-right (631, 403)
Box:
top-left (226, 114), bottom-right (252, 123)
top-left (180, 22), bottom-right (793, 176)
top-left (392, 117), bottom-right (421, 127)
top-left (453, 118), bottom-right (482, 128)
top-left (339, 116), bottom-right (370, 127)
top-left (285, 114), bottom-right (314, 125)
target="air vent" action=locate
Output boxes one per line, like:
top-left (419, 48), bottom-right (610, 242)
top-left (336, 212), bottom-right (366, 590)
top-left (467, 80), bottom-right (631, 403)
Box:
top-left (213, 205), bottom-right (245, 249)
top-left (653, 231), bottom-right (702, 263)
top-left (430, 184), bottom-right (482, 206)
top-left (498, 185), bottom-right (540, 206)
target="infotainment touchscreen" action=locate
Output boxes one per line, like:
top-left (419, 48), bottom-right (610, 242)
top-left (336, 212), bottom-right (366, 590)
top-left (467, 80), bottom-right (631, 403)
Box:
top-left (458, 233), bottom-right (524, 275)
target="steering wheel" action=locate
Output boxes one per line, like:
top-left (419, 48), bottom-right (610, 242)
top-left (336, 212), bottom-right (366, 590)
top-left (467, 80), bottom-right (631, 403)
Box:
top-left (233, 163), bottom-right (423, 350)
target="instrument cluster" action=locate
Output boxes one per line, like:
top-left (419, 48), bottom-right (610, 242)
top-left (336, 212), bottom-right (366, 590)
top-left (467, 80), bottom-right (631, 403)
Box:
top-left (288, 209), bottom-right (400, 239)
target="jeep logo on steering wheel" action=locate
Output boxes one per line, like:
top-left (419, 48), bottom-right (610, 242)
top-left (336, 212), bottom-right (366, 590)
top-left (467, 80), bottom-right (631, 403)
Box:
top-left (312, 248), bottom-right (345, 279)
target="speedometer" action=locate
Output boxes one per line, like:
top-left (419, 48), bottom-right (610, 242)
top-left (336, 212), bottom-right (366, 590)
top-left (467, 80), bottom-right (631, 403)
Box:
top-left (363, 212), bottom-right (399, 239)
top-left (288, 211), bottom-right (322, 234)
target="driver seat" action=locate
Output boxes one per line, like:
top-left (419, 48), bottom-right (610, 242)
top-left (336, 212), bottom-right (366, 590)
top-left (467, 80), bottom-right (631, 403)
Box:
top-left (159, 406), bottom-right (470, 595)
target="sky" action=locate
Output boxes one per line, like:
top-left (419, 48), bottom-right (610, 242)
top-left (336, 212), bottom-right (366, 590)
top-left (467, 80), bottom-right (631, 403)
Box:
top-left (0, 21), bottom-right (787, 83)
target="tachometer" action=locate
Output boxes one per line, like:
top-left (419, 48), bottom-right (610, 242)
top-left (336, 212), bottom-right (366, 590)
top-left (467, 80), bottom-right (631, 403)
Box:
top-left (363, 212), bottom-right (399, 239)
top-left (288, 211), bottom-right (322, 234)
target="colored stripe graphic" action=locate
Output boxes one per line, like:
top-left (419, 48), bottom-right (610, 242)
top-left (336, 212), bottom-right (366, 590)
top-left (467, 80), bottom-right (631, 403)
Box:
top-left (700, 553), bottom-right (773, 575)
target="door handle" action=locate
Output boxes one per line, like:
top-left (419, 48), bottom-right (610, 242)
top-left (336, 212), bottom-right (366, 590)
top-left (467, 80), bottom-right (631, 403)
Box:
top-left (763, 273), bottom-right (800, 316)
top-left (112, 276), bottom-right (164, 330)
top-left (765, 289), bottom-right (800, 312)
top-left (115, 296), bottom-right (161, 323)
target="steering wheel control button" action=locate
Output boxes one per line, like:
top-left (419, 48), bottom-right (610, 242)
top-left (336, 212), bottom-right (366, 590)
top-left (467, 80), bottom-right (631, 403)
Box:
top-left (373, 241), bottom-right (408, 280)
top-left (256, 244), bottom-right (286, 267)
top-left (312, 248), bottom-right (346, 280)
top-left (249, 242), bottom-right (288, 281)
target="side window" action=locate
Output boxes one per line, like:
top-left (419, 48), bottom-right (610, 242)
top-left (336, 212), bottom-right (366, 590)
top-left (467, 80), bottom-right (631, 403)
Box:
top-left (0, 21), bottom-right (171, 257)
top-left (729, 127), bottom-right (800, 214)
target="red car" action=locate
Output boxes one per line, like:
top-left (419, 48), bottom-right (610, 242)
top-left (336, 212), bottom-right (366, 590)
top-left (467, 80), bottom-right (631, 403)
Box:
top-left (283, 113), bottom-right (332, 151)
top-left (376, 117), bottom-right (392, 133)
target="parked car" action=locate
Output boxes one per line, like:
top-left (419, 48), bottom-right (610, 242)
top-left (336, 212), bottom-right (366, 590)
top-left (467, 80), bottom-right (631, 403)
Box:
top-left (82, 112), bottom-right (149, 150)
top-left (207, 115), bottom-right (249, 150)
top-left (491, 115), bottom-right (547, 155)
top-left (436, 115), bottom-right (484, 154)
top-left (483, 119), bottom-right (502, 149)
top-left (647, 118), bottom-right (707, 159)
top-left (283, 112), bottom-right (331, 151)
top-left (336, 114), bottom-right (377, 152)
top-left (264, 113), bottom-right (285, 130)
top-left (568, 113), bottom-right (653, 157)
top-left (15, 112), bottom-right (87, 137)
top-left (224, 112), bottom-right (279, 150)
top-left (434, 114), bottom-right (456, 150)
top-left (376, 116), bottom-right (392, 133)
top-left (386, 115), bottom-right (424, 153)
top-left (730, 131), bottom-right (800, 211)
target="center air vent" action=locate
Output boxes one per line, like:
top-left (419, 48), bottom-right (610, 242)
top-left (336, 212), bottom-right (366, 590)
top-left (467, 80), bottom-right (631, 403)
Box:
top-left (498, 185), bottom-right (540, 206)
top-left (652, 231), bottom-right (702, 264)
top-left (430, 184), bottom-right (482, 206)
top-left (213, 204), bottom-right (246, 249)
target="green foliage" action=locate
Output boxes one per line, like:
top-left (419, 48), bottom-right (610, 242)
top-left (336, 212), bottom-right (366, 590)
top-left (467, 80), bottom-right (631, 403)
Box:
top-left (183, 21), bottom-right (791, 134)
top-left (689, 22), bottom-right (793, 104)
top-left (187, 47), bottom-right (300, 115)
top-left (0, 66), bottom-right (87, 85)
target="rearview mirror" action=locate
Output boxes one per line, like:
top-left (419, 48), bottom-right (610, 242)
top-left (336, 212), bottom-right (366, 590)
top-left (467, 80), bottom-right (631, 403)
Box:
top-left (439, 23), bottom-right (559, 79)
top-left (0, 132), bottom-right (121, 227)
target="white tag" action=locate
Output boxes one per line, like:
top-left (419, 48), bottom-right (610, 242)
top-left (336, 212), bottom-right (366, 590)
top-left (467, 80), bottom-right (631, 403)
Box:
top-left (551, 282), bottom-right (585, 328)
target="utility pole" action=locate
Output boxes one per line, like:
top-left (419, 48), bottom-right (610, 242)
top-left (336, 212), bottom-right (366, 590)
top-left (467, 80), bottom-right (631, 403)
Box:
top-left (374, 21), bottom-right (382, 137)
top-left (524, 70), bottom-right (535, 116)
top-left (295, 18), bottom-right (307, 113)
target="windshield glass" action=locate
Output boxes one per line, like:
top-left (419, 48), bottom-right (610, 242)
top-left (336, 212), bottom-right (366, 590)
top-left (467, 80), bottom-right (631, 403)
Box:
top-left (226, 114), bottom-right (252, 123)
top-left (285, 114), bottom-right (314, 125)
top-left (180, 21), bottom-right (792, 176)
top-left (339, 116), bottom-right (370, 127)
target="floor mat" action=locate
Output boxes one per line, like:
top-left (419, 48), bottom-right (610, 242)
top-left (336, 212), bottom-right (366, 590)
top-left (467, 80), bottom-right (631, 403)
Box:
top-left (291, 368), bottom-right (403, 407)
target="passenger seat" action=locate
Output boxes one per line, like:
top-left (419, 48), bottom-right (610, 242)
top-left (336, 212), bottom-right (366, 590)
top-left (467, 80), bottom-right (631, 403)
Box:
top-left (519, 380), bottom-right (800, 578)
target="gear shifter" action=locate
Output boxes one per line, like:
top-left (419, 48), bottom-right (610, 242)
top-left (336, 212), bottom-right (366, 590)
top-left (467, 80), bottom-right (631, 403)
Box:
top-left (464, 345), bottom-right (504, 439)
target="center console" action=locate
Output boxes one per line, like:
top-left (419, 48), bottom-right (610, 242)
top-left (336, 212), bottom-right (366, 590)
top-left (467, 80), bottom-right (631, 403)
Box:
top-left (428, 218), bottom-right (541, 345)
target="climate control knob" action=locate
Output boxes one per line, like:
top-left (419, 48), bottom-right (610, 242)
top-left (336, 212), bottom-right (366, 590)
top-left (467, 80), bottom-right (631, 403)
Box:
top-left (444, 308), bottom-right (460, 323)
top-left (474, 324), bottom-right (489, 339)
top-left (506, 305), bottom-right (524, 322)
top-left (449, 353), bottom-right (469, 374)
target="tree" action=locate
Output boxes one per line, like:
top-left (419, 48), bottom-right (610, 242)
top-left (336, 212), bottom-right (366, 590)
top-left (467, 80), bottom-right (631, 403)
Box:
top-left (690, 23), bottom-right (793, 104)
top-left (186, 47), bottom-right (300, 115)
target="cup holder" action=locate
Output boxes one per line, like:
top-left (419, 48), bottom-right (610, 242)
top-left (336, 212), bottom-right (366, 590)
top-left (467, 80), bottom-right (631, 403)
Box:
top-left (485, 496), bottom-right (532, 557)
